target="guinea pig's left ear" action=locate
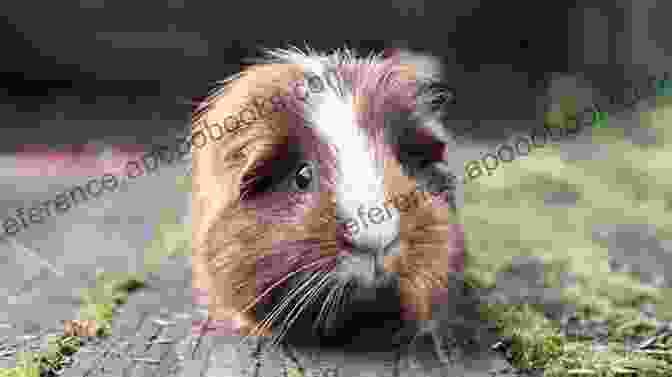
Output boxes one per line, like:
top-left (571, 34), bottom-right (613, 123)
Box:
top-left (383, 46), bottom-right (456, 108)
top-left (419, 81), bottom-right (457, 111)
top-left (383, 47), bottom-right (443, 81)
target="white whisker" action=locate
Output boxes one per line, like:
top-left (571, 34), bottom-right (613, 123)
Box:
top-left (239, 268), bottom-right (323, 345)
top-left (239, 256), bottom-right (335, 314)
top-left (313, 279), bottom-right (339, 332)
top-left (272, 270), bottom-right (332, 346)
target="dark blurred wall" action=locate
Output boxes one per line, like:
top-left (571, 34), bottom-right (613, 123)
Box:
top-left (1, 0), bottom-right (576, 94)
top-left (1, 0), bottom-right (670, 144)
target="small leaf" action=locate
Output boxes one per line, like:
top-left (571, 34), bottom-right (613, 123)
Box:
top-left (286, 367), bottom-right (304, 377)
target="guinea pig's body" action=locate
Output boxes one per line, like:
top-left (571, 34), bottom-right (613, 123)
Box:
top-left (191, 47), bottom-right (465, 346)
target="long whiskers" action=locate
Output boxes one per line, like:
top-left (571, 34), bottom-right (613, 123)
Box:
top-left (319, 279), bottom-right (347, 335)
top-left (259, 270), bottom-right (324, 337)
top-left (238, 256), bottom-right (336, 315)
top-left (313, 280), bottom-right (339, 333)
top-left (238, 258), bottom-right (335, 345)
top-left (239, 271), bottom-right (318, 345)
top-left (271, 269), bottom-right (333, 347)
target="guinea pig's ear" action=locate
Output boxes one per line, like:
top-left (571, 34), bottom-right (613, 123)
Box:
top-left (384, 47), bottom-right (456, 112)
top-left (420, 81), bottom-right (457, 111)
top-left (383, 47), bottom-right (444, 82)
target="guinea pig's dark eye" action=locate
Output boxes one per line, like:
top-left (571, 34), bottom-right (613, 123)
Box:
top-left (293, 163), bottom-right (313, 191)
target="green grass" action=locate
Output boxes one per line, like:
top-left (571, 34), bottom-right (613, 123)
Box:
top-left (462, 97), bottom-right (672, 375)
top-left (0, 352), bottom-right (41, 377)
top-left (0, 268), bottom-right (145, 376)
top-left (78, 271), bottom-right (146, 335)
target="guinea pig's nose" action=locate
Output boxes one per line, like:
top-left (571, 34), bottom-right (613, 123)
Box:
top-left (340, 233), bottom-right (400, 256)
top-left (339, 203), bottom-right (401, 256)
top-left (344, 223), bottom-right (400, 258)
top-left (338, 234), bottom-right (400, 280)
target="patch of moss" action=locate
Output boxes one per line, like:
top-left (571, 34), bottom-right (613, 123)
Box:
top-left (0, 336), bottom-right (83, 377)
top-left (286, 366), bottom-right (305, 377)
top-left (483, 303), bottom-right (565, 371)
top-left (143, 207), bottom-right (191, 275)
top-left (478, 298), bottom-right (672, 376)
top-left (0, 352), bottom-right (40, 377)
top-left (78, 271), bottom-right (146, 336)
top-left (544, 341), bottom-right (669, 377)
top-left (461, 102), bottom-right (672, 375)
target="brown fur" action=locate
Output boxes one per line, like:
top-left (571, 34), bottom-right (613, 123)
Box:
top-left (192, 60), bottom-right (463, 338)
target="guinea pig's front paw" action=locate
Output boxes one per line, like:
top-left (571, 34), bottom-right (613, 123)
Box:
top-left (423, 319), bottom-right (454, 365)
top-left (394, 281), bottom-right (475, 366)
top-left (394, 318), bottom-right (457, 367)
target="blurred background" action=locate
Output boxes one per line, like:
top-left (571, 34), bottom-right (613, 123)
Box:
top-left (2, 0), bottom-right (671, 148)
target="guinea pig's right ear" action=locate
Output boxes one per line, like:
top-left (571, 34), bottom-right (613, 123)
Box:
top-left (383, 47), bottom-right (444, 81)
top-left (385, 47), bottom-right (456, 113)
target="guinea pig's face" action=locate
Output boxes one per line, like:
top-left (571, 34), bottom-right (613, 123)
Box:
top-left (192, 48), bottom-right (465, 343)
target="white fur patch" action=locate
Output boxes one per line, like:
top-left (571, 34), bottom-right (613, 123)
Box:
top-left (266, 47), bottom-right (401, 252)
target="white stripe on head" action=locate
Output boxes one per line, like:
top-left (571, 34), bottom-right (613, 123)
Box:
top-left (263, 47), bottom-right (399, 251)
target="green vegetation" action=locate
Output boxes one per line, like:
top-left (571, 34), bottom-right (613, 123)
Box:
top-left (78, 271), bottom-right (146, 336)
top-left (0, 352), bottom-right (40, 377)
top-left (286, 366), bottom-right (305, 377)
top-left (591, 111), bottom-right (609, 129)
top-left (463, 97), bottom-right (672, 375)
top-left (143, 207), bottom-right (191, 275)
top-left (657, 79), bottom-right (672, 97)
top-left (0, 271), bottom-right (145, 376)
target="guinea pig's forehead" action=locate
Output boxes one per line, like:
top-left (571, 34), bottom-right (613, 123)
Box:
top-left (260, 49), bottom-right (436, 159)
top-left (295, 73), bottom-right (413, 142)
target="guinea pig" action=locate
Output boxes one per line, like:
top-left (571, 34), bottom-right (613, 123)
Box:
top-left (191, 46), bottom-right (466, 348)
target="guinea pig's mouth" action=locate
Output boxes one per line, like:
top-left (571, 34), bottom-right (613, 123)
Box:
top-left (256, 271), bottom-right (404, 347)
top-left (253, 239), bottom-right (406, 345)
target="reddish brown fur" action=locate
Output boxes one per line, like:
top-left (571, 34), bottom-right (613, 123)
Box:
top-left (192, 60), bottom-right (464, 337)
